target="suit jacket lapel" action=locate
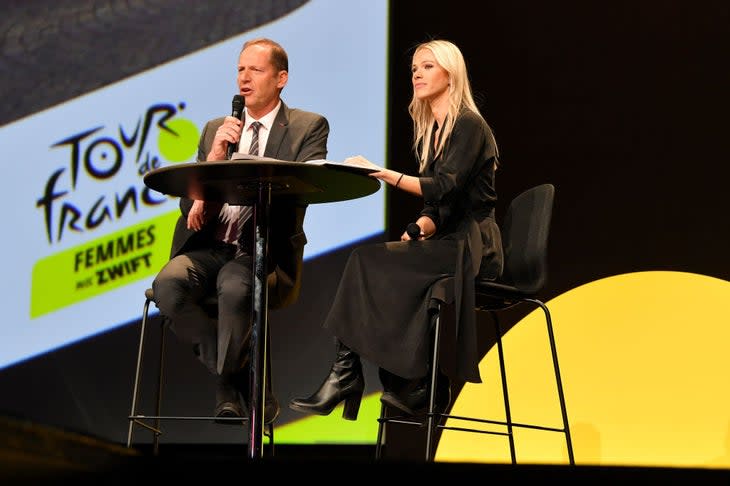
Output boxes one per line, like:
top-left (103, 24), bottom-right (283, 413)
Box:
top-left (264, 101), bottom-right (289, 159)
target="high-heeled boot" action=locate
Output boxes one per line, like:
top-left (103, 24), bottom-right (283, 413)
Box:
top-left (288, 339), bottom-right (364, 420)
top-left (379, 367), bottom-right (451, 416)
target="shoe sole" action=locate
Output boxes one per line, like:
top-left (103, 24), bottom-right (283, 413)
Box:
top-left (379, 393), bottom-right (451, 417)
top-left (288, 402), bottom-right (333, 416)
top-left (379, 393), bottom-right (422, 416)
top-left (214, 414), bottom-right (246, 425)
top-left (214, 410), bottom-right (279, 425)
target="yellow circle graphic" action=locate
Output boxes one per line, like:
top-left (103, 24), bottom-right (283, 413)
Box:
top-left (158, 118), bottom-right (199, 163)
top-left (437, 271), bottom-right (730, 468)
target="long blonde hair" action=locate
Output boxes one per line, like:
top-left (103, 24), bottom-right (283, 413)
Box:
top-left (408, 40), bottom-right (482, 172)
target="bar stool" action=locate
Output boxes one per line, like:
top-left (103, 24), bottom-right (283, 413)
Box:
top-left (126, 288), bottom-right (274, 455)
top-left (376, 184), bottom-right (573, 463)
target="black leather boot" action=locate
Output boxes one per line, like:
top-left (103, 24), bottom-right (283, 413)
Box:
top-left (288, 340), bottom-right (364, 420)
top-left (379, 368), bottom-right (451, 416)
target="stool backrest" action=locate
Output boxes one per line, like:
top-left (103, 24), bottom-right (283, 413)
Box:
top-left (499, 183), bottom-right (555, 295)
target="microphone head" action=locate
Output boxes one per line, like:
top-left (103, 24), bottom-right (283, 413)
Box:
top-left (406, 223), bottom-right (421, 240)
top-left (232, 95), bottom-right (245, 119)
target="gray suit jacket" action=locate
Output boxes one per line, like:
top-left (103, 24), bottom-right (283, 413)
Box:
top-left (170, 101), bottom-right (329, 308)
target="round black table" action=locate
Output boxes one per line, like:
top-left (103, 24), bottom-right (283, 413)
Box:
top-left (143, 159), bottom-right (380, 459)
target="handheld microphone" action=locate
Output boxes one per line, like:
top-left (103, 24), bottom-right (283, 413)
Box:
top-left (406, 223), bottom-right (421, 241)
top-left (227, 94), bottom-right (245, 159)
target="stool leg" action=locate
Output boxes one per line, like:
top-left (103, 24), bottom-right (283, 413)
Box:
top-left (425, 307), bottom-right (443, 461)
top-left (152, 318), bottom-right (166, 455)
top-left (531, 299), bottom-right (574, 465)
top-left (375, 402), bottom-right (387, 460)
top-left (127, 297), bottom-right (152, 448)
top-left (264, 332), bottom-right (275, 457)
top-left (492, 310), bottom-right (516, 464)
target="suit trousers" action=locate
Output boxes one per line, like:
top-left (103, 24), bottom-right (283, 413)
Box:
top-left (152, 242), bottom-right (254, 376)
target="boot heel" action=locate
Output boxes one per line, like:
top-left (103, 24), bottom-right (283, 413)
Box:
top-left (342, 392), bottom-right (362, 421)
top-left (288, 340), bottom-right (365, 420)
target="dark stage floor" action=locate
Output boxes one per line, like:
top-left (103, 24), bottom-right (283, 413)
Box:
top-left (3, 415), bottom-right (730, 483)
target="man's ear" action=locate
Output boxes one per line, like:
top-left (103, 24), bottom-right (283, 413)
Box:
top-left (277, 70), bottom-right (288, 89)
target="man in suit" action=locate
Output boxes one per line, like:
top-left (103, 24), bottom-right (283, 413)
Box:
top-left (152, 38), bottom-right (329, 424)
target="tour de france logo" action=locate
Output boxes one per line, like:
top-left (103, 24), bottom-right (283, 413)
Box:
top-left (31, 102), bottom-right (199, 319)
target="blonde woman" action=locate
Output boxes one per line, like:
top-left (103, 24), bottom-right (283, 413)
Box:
top-left (290, 39), bottom-right (503, 419)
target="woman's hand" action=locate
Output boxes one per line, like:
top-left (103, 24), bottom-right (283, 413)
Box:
top-left (345, 155), bottom-right (422, 196)
top-left (345, 155), bottom-right (397, 184)
top-left (344, 155), bottom-right (383, 171)
top-left (400, 216), bottom-right (436, 241)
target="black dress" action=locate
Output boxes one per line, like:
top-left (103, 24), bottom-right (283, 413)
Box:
top-left (324, 110), bottom-right (503, 383)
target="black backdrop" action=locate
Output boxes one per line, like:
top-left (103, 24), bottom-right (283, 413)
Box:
top-left (1, 0), bottom-right (729, 463)
top-left (388, 0), bottom-right (730, 289)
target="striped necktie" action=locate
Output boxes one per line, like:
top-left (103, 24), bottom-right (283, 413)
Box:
top-left (248, 121), bottom-right (261, 156)
top-left (233, 121), bottom-right (262, 254)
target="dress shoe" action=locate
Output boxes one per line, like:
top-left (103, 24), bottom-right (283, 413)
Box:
top-left (214, 401), bottom-right (245, 420)
top-left (214, 375), bottom-right (245, 424)
top-left (228, 370), bottom-right (280, 424)
top-left (380, 374), bottom-right (451, 416)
